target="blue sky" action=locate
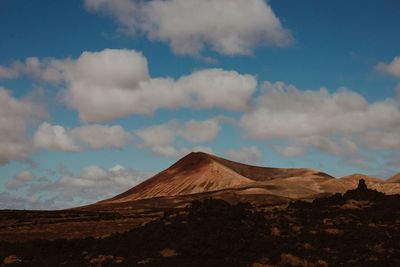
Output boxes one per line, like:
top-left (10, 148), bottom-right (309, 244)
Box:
top-left (1, 0), bottom-right (399, 209)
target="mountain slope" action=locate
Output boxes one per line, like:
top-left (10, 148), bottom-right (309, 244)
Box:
top-left (204, 153), bottom-right (333, 181)
top-left (387, 173), bottom-right (400, 183)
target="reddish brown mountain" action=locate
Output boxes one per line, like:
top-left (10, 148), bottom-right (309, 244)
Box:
top-left (99, 152), bottom-right (333, 205)
top-left (387, 173), bottom-right (400, 183)
top-left (89, 152), bottom-right (400, 210)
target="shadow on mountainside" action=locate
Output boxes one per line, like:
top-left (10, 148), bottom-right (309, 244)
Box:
top-left (1, 179), bottom-right (400, 267)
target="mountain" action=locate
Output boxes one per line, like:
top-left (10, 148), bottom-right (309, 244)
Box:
top-left (97, 152), bottom-right (333, 206)
top-left (387, 173), bottom-right (400, 183)
top-left (88, 152), bottom-right (400, 210)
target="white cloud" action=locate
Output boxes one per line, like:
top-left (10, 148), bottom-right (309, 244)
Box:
top-left (275, 136), bottom-right (358, 158)
top-left (85, 0), bottom-right (138, 36)
top-left (240, 81), bottom-right (400, 139)
top-left (69, 124), bottom-right (133, 149)
top-left (1, 165), bottom-right (153, 209)
top-left (0, 64), bottom-right (20, 79)
top-left (135, 121), bottom-right (177, 149)
top-left (225, 146), bottom-right (262, 165)
top-left (33, 122), bottom-right (133, 151)
top-left (0, 88), bottom-right (46, 165)
top-left (239, 81), bottom-right (400, 159)
top-left (300, 136), bottom-right (358, 155)
top-left (50, 164), bottom-right (151, 205)
top-left (7, 171), bottom-right (34, 189)
top-left (1, 49), bottom-right (257, 122)
top-left (397, 85), bottom-right (400, 102)
top-left (376, 56), bottom-right (400, 78)
top-left (84, 0), bottom-right (292, 56)
top-left (361, 130), bottom-right (400, 149)
top-left (33, 123), bottom-right (80, 152)
top-left (135, 119), bottom-right (219, 157)
top-left (0, 57), bottom-right (67, 82)
top-left (0, 192), bottom-right (50, 210)
top-left (179, 119), bottom-right (220, 143)
top-left (36, 49), bottom-right (256, 122)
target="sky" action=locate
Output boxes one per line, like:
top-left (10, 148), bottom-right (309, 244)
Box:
top-left (1, 0), bottom-right (400, 209)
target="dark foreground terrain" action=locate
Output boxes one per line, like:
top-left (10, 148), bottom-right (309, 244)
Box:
top-left (1, 180), bottom-right (400, 267)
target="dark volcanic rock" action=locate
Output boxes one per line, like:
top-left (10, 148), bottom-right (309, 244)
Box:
top-left (343, 178), bottom-right (385, 200)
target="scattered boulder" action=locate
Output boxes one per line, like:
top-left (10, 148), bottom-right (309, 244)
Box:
top-left (159, 248), bottom-right (179, 257)
top-left (1, 255), bottom-right (21, 265)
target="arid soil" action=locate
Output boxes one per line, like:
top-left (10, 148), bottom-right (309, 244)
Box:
top-left (1, 180), bottom-right (399, 267)
top-left (0, 208), bottom-right (166, 243)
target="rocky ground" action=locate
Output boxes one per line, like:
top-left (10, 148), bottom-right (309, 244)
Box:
top-left (1, 180), bottom-right (399, 267)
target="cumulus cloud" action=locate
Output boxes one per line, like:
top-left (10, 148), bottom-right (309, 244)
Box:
top-left (0, 57), bottom-right (67, 82)
top-left (33, 122), bottom-right (133, 151)
top-left (84, 0), bottom-right (292, 56)
top-left (1, 49), bottom-right (257, 122)
top-left (240, 81), bottom-right (400, 139)
top-left (0, 64), bottom-right (20, 79)
top-left (397, 85), bottom-right (400, 102)
top-left (64, 50), bottom-right (256, 121)
top-left (376, 56), bottom-right (400, 78)
top-left (17, 49), bottom-right (256, 121)
top-left (33, 123), bottom-right (80, 152)
top-left (85, 0), bottom-right (139, 36)
top-left (361, 131), bottom-right (400, 149)
top-left (275, 136), bottom-right (358, 158)
top-left (225, 146), bottom-right (262, 165)
top-left (6, 171), bottom-right (34, 189)
top-left (0, 88), bottom-right (46, 165)
top-left (239, 81), bottom-right (400, 159)
top-left (1, 164), bottom-right (153, 209)
top-left (53, 165), bottom-right (144, 201)
top-left (135, 119), bottom-right (219, 157)
top-left (179, 119), bottom-right (220, 143)
top-left (70, 124), bottom-right (133, 149)
top-left (0, 192), bottom-right (51, 210)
